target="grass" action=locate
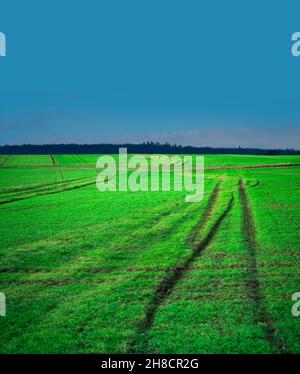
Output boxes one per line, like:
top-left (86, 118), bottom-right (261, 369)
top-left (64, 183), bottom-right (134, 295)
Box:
top-left (0, 154), bottom-right (299, 353)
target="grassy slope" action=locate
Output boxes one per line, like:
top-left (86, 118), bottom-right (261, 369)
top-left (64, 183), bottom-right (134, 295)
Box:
top-left (0, 155), bottom-right (299, 353)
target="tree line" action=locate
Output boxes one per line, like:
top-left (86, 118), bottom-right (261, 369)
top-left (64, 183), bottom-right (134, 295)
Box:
top-left (0, 142), bottom-right (299, 155)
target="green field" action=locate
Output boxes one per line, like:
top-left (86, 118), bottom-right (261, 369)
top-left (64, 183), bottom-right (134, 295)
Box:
top-left (0, 154), bottom-right (300, 353)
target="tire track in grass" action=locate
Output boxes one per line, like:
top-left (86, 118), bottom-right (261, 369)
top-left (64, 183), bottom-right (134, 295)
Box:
top-left (251, 180), bottom-right (260, 187)
top-left (50, 154), bottom-right (56, 166)
top-left (60, 171), bottom-right (65, 190)
top-left (207, 163), bottom-right (300, 171)
top-left (0, 178), bottom-right (96, 205)
top-left (1, 172), bottom-right (110, 205)
top-left (50, 154), bottom-right (60, 190)
top-left (239, 179), bottom-right (284, 353)
top-left (73, 154), bottom-right (87, 164)
top-left (187, 182), bottom-right (220, 245)
top-left (131, 186), bottom-right (234, 352)
top-left (4, 163), bottom-right (299, 171)
top-left (0, 175), bottom-right (92, 197)
top-left (50, 154), bottom-right (66, 189)
top-left (54, 168), bottom-right (59, 191)
top-left (0, 155), bottom-right (11, 167)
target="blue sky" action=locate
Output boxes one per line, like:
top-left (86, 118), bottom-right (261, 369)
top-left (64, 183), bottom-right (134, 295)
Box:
top-left (0, 0), bottom-right (300, 147)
